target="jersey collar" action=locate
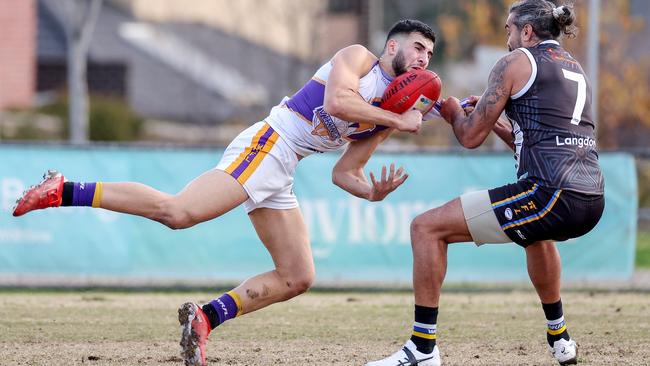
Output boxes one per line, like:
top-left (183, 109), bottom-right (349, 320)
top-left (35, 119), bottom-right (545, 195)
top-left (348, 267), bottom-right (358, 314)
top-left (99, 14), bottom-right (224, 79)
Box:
top-left (376, 61), bottom-right (395, 82)
top-left (539, 40), bottom-right (560, 46)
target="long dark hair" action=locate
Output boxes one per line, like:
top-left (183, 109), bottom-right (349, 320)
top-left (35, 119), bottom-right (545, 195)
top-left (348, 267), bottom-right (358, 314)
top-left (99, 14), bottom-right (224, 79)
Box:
top-left (509, 0), bottom-right (578, 39)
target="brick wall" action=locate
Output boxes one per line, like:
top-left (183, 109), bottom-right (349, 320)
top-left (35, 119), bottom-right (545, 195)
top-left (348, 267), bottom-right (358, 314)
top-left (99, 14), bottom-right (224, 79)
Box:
top-left (0, 0), bottom-right (36, 110)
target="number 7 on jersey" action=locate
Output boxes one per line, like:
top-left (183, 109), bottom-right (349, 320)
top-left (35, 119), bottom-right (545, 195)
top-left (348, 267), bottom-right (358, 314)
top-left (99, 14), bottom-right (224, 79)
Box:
top-left (562, 69), bottom-right (587, 125)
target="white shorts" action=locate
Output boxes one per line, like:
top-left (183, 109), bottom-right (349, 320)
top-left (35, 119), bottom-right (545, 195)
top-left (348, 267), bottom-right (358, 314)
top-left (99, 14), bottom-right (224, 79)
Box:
top-left (216, 121), bottom-right (299, 213)
top-left (460, 190), bottom-right (511, 245)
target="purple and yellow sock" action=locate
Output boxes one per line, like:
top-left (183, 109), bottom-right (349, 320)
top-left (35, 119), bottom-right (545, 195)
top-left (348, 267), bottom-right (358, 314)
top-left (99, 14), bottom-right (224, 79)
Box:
top-left (202, 291), bottom-right (243, 330)
top-left (61, 182), bottom-right (103, 207)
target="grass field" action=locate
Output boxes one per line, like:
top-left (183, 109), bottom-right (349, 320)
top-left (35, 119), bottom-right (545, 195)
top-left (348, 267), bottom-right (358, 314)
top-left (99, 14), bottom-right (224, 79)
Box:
top-left (637, 231), bottom-right (650, 268)
top-left (1, 290), bottom-right (649, 365)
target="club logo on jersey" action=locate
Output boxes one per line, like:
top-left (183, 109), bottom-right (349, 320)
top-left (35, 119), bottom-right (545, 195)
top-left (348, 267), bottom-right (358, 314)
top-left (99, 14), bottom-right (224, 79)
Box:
top-left (311, 106), bottom-right (378, 142)
top-left (504, 208), bottom-right (513, 220)
top-left (547, 48), bottom-right (579, 67)
top-left (312, 106), bottom-right (342, 142)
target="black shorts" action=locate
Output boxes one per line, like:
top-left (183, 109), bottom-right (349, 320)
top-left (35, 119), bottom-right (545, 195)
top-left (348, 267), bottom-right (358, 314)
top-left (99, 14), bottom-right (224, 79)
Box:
top-left (488, 181), bottom-right (605, 247)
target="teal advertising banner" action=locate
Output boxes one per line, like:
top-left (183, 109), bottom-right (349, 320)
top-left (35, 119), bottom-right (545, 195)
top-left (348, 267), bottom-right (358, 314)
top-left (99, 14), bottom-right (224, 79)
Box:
top-left (0, 145), bottom-right (637, 285)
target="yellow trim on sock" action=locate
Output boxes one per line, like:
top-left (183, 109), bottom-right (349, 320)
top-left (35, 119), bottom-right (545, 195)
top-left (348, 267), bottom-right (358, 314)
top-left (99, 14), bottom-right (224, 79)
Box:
top-left (412, 331), bottom-right (437, 340)
top-left (547, 325), bottom-right (567, 336)
top-left (91, 182), bottom-right (103, 208)
top-left (227, 290), bottom-right (243, 316)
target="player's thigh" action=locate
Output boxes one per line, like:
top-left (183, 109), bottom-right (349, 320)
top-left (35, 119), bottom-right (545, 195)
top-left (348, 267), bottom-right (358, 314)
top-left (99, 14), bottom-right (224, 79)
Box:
top-left (488, 181), bottom-right (603, 247)
top-left (172, 121), bottom-right (294, 223)
top-left (461, 182), bottom-right (555, 246)
top-left (173, 169), bottom-right (248, 222)
top-left (248, 207), bottom-right (314, 278)
top-left (413, 198), bottom-right (473, 244)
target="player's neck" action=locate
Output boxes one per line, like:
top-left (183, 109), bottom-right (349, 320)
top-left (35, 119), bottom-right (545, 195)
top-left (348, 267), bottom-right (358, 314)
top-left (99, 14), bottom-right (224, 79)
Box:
top-left (523, 36), bottom-right (545, 48)
top-left (378, 57), bottom-right (396, 78)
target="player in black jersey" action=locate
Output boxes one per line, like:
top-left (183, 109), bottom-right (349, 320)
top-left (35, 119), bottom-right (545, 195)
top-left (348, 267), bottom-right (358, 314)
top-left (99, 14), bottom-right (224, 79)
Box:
top-left (367, 2), bottom-right (603, 366)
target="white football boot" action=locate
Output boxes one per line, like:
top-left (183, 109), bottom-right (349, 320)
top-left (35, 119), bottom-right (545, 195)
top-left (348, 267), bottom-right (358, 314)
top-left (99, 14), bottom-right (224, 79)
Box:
top-left (365, 340), bottom-right (440, 366)
top-left (550, 338), bottom-right (578, 365)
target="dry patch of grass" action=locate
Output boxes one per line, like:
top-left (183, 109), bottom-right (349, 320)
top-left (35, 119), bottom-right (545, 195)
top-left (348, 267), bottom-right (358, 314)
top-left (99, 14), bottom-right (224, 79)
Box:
top-left (1, 290), bottom-right (648, 365)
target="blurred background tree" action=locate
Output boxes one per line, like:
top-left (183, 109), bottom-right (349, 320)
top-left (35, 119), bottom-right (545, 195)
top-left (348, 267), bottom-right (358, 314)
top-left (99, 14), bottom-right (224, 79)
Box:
top-left (583, 0), bottom-right (650, 149)
top-left (42, 95), bottom-right (143, 141)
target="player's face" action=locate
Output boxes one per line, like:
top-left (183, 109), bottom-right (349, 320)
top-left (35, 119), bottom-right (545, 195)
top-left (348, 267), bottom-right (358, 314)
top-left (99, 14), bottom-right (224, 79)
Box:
top-left (505, 13), bottom-right (522, 52)
top-left (392, 32), bottom-right (434, 75)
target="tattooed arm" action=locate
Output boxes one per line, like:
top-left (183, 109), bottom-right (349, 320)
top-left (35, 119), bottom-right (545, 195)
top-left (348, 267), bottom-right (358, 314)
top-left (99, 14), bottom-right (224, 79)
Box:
top-left (440, 51), bottom-right (529, 149)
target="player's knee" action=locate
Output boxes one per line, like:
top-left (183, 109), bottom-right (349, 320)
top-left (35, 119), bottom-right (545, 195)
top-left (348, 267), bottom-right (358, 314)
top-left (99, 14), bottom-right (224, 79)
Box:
top-left (410, 210), bottom-right (451, 250)
top-left (284, 269), bottom-right (315, 298)
top-left (411, 212), bottom-right (437, 237)
top-left (162, 214), bottom-right (194, 230)
top-left (290, 278), bottom-right (313, 298)
top-left (157, 200), bottom-right (197, 230)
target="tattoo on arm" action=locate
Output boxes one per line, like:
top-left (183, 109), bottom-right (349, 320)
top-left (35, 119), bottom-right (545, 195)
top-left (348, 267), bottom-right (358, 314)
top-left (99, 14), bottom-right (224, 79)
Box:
top-left (450, 53), bottom-right (515, 147)
top-left (473, 54), bottom-right (513, 123)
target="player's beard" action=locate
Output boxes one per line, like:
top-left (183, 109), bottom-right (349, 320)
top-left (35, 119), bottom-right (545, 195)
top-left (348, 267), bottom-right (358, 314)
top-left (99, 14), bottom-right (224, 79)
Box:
top-left (392, 50), bottom-right (408, 76)
top-left (508, 37), bottom-right (522, 52)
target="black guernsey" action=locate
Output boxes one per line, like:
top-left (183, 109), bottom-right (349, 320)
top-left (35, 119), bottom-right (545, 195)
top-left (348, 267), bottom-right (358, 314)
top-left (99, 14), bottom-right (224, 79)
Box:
top-left (505, 40), bottom-right (604, 195)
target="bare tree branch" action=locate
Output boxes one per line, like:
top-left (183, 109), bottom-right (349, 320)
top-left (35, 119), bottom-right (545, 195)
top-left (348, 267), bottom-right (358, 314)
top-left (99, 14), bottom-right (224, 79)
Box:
top-left (47, 0), bottom-right (103, 143)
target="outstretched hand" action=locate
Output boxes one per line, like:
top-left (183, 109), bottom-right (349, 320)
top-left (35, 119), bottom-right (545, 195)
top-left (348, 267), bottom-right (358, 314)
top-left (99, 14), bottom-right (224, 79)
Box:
top-left (439, 96), bottom-right (462, 123)
top-left (440, 95), bottom-right (480, 124)
top-left (368, 163), bottom-right (408, 202)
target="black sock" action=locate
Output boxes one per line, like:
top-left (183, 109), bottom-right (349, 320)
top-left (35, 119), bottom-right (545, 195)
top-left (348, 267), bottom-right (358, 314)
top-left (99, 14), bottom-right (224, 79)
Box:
top-left (410, 305), bottom-right (438, 354)
top-left (542, 300), bottom-right (570, 346)
top-left (61, 182), bottom-right (74, 206)
top-left (201, 304), bottom-right (220, 330)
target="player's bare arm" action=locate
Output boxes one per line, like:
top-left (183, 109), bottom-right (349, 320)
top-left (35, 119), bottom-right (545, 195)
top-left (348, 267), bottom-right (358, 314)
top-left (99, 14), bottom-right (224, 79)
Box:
top-left (493, 116), bottom-right (515, 151)
top-left (332, 128), bottom-right (407, 202)
top-left (457, 95), bottom-right (514, 151)
top-left (440, 51), bottom-right (526, 148)
top-left (324, 45), bottom-right (422, 133)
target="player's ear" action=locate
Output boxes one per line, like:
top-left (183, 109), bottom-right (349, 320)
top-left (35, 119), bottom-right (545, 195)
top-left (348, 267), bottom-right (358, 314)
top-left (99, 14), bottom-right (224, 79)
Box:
top-left (386, 38), bottom-right (399, 56)
top-left (522, 24), bottom-right (534, 41)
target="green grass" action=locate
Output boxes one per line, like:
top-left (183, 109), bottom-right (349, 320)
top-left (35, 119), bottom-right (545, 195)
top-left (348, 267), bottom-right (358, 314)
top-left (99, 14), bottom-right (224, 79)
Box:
top-left (636, 231), bottom-right (650, 268)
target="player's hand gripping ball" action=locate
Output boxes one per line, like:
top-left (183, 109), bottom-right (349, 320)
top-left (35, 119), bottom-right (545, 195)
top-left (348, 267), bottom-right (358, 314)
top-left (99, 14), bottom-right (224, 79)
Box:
top-left (380, 69), bottom-right (442, 115)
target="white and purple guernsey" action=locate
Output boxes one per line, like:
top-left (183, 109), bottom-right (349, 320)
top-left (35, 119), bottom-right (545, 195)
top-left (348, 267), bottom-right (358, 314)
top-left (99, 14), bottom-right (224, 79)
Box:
top-left (266, 60), bottom-right (394, 157)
